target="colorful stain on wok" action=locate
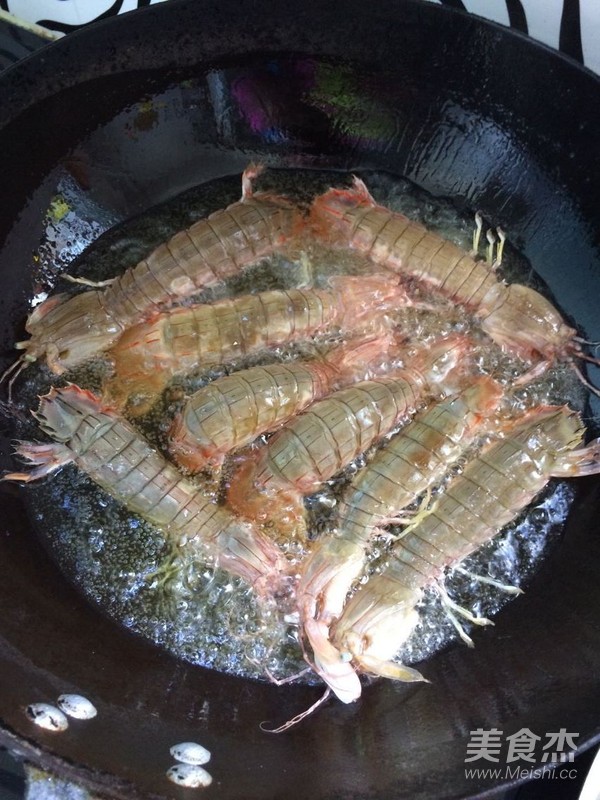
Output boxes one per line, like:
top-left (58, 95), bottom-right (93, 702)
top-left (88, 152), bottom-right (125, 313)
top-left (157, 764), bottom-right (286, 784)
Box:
top-left (3, 166), bottom-right (599, 730)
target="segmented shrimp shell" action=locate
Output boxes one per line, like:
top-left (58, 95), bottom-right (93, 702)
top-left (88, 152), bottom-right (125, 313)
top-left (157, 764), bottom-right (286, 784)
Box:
top-left (13, 166), bottom-right (302, 375)
top-left (332, 405), bottom-right (600, 681)
top-left (106, 276), bottom-right (407, 412)
top-left (168, 335), bottom-right (392, 473)
top-left (309, 177), bottom-right (588, 372)
top-left (5, 385), bottom-right (288, 597)
top-left (227, 336), bottom-right (469, 526)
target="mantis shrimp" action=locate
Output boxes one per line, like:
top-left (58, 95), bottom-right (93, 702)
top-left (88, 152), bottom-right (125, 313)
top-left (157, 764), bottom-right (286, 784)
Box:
top-left (298, 377), bottom-right (503, 701)
top-left (2, 385), bottom-right (289, 599)
top-left (3, 163), bottom-right (597, 730)
top-left (227, 335), bottom-right (470, 530)
top-left (309, 177), bottom-right (600, 392)
top-left (168, 333), bottom-right (397, 473)
top-left (105, 275), bottom-right (410, 414)
top-left (329, 405), bottom-right (600, 700)
top-left (2, 165), bottom-right (302, 387)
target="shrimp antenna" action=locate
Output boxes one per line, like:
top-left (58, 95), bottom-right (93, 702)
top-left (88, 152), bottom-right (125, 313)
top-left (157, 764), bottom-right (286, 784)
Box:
top-left (0, 356), bottom-right (24, 385)
top-left (573, 336), bottom-right (600, 360)
top-left (577, 352), bottom-right (600, 367)
top-left (572, 363), bottom-right (600, 399)
top-left (0, 356), bottom-right (32, 403)
top-left (259, 688), bottom-right (331, 734)
top-left (263, 667), bottom-right (313, 686)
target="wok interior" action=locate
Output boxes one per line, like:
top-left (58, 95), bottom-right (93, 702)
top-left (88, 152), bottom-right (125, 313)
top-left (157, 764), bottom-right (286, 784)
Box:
top-left (0, 1), bottom-right (599, 798)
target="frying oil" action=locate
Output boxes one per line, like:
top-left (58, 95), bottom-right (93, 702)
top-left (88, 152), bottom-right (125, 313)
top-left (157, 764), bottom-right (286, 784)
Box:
top-left (11, 169), bottom-right (587, 684)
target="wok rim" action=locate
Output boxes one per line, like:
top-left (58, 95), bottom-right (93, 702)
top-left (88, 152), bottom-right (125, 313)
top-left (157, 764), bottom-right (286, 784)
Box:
top-left (0, 1), bottom-right (599, 798)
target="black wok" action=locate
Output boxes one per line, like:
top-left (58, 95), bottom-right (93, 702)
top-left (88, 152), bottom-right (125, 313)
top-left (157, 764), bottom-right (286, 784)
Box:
top-left (0, 1), bottom-right (599, 798)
